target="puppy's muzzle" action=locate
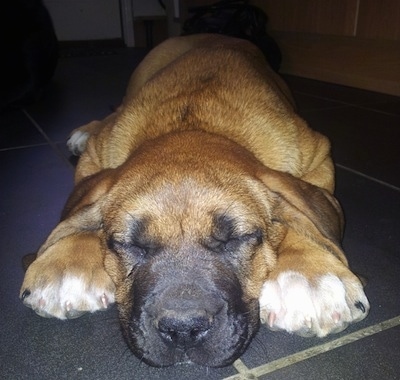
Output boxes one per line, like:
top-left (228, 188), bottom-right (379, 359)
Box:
top-left (123, 255), bottom-right (258, 367)
top-left (147, 281), bottom-right (224, 348)
top-left (156, 305), bottom-right (214, 350)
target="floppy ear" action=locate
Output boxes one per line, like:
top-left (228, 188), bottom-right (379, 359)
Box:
top-left (61, 168), bottom-right (115, 220)
top-left (258, 168), bottom-right (347, 265)
top-left (35, 169), bottom-right (115, 257)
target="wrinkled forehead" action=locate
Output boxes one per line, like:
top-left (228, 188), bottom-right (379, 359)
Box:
top-left (102, 175), bottom-right (271, 242)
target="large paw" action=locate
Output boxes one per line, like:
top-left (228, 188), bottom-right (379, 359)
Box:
top-left (259, 271), bottom-right (369, 337)
top-left (20, 236), bottom-right (115, 319)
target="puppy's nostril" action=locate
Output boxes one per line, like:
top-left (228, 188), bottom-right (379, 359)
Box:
top-left (157, 315), bottom-right (210, 348)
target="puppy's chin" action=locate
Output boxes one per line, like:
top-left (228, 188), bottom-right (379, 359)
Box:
top-left (117, 257), bottom-right (260, 368)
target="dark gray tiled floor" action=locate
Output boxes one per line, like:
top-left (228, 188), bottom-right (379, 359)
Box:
top-left (1, 49), bottom-right (399, 380)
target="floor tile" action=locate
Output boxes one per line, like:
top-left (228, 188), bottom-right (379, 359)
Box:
top-left (25, 50), bottom-right (147, 143)
top-left (290, 92), bottom-right (347, 112)
top-left (359, 100), bottom-right (400, 117)
top-left (301, 106), bottom-right (400, 188)
top-left (0, 109), bottom-right (46, 150)
top-left (259, 325), bottom-right (400, 380)
top-left (283, 75), bottom-right (400, 107)
top-left (0, 145), bottom-right (73, 274)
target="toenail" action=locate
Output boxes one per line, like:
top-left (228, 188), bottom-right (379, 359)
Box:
top-left (21, 289), bottom-right (31, 300)
top-left (355, 301), bottom-right (366, 313)
top-left (101, 294), bottom-right (108, 308)
top-left (268, 312), bottom-right (276, 327)
top-left (66, 301), bottom-right (72, 312)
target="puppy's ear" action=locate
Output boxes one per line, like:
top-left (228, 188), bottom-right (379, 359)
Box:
top-left (259, 168), bottom-right (347, 264)
top-left (36, 169), bottom-right (115, 257)
top-left (61, 168), bottom-right (115, 220)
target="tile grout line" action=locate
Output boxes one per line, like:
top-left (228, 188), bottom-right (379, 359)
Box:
top-left (293, 90), bottom-right (400, 117)
top-left (0, 143), bottom-right (49, 152)
top-left (232, 359), bottom-right (253, 378)
top-left (223, 315), bottom-right (400, 380)
top-left (336, 163), bottom-right (400, 192)
top-left (21, 109), bottom-right (75, 170)
top-left (293, 91), bottom-right (351, 111)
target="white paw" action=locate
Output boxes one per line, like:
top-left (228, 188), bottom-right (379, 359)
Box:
top-left (259, 271), bottom-right (369, 337)
top-left (21, 256), bottom-right (115, 320)
top-left (67, 130), bottom-right (90, 156)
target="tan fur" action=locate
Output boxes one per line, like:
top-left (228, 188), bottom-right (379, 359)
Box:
top-left (21, 35), bottom-right (367, 342)
top-left (73, 34), bottom-right (333, 190)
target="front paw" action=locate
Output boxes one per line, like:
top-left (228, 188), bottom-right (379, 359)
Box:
top-left (259, 271), bottom-right (369, 337)
top-left (20, 235), bottom-right (115, 319)
top-left (67, 130), bottom-right (90, 156)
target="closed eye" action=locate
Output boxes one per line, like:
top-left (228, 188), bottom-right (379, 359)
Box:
top-left (204, 229), bottom-right (263, 254)
top-left (107, 236), bottom-right (147, 259)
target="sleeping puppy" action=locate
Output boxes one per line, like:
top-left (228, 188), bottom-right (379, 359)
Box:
top-left (20, 34), bottom-right (369, 367)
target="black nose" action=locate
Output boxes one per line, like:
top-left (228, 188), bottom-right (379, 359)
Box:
top-left (157, 312), bottom-right (211, 349)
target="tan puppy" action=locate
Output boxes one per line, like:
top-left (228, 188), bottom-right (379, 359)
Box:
top-left (21, 34), bottom-right (369, 367)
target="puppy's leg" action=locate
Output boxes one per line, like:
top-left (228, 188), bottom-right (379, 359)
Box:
top-left (67, 120), bottom-right (100, 156)
top-left (259, 232), bottom-right (369, 337)
top-left (67, 112), bottom-right (118, 156)
top-left (300, 155), bottom-right (336, 194)
top-left (20, 232), bottom-right (115, 319)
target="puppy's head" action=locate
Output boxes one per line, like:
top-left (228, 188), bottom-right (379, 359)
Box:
top-left (43, 131), bottom-right (343, 367)
top-left (100, 132), bottom-right (280, 367)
